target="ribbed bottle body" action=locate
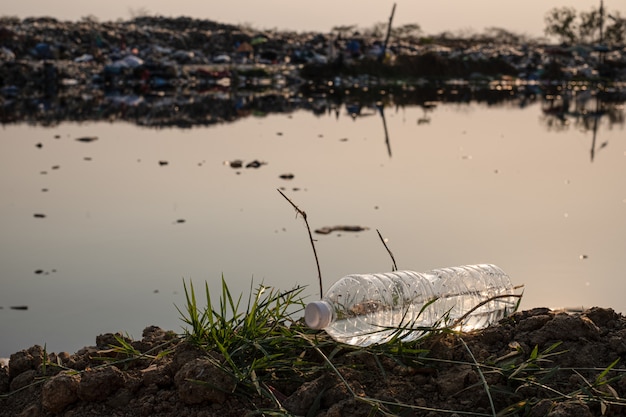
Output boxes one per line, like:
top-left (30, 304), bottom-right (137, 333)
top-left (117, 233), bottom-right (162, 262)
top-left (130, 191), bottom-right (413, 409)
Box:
top-left (425, 264), bottom-right (518, 330)
top-left (321, 271), bottom-right (437, 346)
top-left (317, 264), bottom-right (518, 346)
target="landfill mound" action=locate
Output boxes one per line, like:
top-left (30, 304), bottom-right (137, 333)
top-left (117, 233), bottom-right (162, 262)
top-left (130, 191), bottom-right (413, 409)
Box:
top-left (2, 16), bottom-right (626, 127)
top-left (2, 307), bottom-right (626, 416)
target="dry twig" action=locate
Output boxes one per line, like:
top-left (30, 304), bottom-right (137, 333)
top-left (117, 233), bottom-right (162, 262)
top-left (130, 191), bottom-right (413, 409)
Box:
top-left (277, 189), bottom-right (323, 298)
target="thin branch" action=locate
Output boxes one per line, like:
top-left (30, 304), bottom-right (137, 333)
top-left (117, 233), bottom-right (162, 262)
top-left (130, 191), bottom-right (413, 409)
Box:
top-left (277, 189), bottom-right (323, 298)
top-left (376, 229), bottom-right (397, 271)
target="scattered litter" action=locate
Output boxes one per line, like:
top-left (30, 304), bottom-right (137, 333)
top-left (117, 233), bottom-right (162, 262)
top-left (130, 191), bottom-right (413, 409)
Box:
top-left (76, 137), bottom-right (98, 143)
top-left (315, 225), bottom-right (370, 235)
top-left (159, 161), bottom-right (169, 166)
top-left (225, 159), bottom-right (243, 169)
top-left (279, 173), bottom-right (294, 180)
top-left (245, 160), bottom-right (266, 168)
top-left (33, 213), bottom-right (46, 218)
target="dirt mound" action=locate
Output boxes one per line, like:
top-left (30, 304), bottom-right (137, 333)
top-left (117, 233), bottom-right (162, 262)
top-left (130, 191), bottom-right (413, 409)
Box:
top-left (2, 307), bottom-right (626, 416)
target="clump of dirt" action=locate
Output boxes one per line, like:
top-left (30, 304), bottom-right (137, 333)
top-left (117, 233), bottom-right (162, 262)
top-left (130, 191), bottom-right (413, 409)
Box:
top-left (2, 307), bottom-right (626, 416)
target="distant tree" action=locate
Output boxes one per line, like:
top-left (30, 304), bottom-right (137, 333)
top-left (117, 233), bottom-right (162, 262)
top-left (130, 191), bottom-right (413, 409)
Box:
top-left (544, 7), bottom-right (578, 43)
top-left (605, 12), bottom-right (626, 45)
top-left (393, 23), bottom-right (422, 42)
top-left (545, 5), bottom-right (625, 45)
top-left (579, 8), bottom-right (602, 43)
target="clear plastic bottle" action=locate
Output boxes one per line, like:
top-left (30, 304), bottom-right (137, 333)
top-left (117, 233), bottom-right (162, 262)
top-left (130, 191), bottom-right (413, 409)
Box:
top-left (305, 264), bottom-right (520, 347)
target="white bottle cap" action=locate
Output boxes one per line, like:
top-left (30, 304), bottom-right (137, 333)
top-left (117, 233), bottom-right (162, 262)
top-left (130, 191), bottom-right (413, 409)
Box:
top-left (305, 301), bottom-right (333, 329)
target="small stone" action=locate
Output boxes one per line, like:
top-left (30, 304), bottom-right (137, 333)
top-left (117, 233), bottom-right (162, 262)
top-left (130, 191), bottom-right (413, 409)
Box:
top-left (41, 372), bottom-right (80, 413)
top-left (78, 366), bottom-right (125, 402)
top-left (174, 357), bottom-right (235, 404)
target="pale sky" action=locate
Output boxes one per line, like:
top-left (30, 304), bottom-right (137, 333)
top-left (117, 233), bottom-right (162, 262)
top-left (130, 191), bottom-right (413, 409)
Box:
top-left (3, 1), bottom-right (625, 38)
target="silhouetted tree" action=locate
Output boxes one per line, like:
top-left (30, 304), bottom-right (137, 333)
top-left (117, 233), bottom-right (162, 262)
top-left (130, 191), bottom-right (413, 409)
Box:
top-left (544, 7), bottom-right (578, 43)
top-left (545, 5), bottom-right (625, 45)
top-left (606, 12), bottom-right (626, 45)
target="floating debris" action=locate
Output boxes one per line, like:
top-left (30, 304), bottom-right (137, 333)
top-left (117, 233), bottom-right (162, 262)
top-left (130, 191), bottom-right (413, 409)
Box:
top-left (159, 161), bottom-right (169, 166)
top-left (175, 219), bottom-right (186, 224)
top-left (10, 306), bottom-right (28, 311)
top-left (33, 213), bottom-right (46, 218)
top-left (225, 159), bottom-right (243, 169)
top-left (35, 143), bottom-right (43, 148)
top-left (245, 160), bottom-right (266, 169)
top-left (580, 254), bottom-right (589, 260)
top-left (315, 225), bottom-right (370, 235)
top-left (279, 173), bottom-right (294, 180)
top-left (76, 137), bottom-right (98, 143)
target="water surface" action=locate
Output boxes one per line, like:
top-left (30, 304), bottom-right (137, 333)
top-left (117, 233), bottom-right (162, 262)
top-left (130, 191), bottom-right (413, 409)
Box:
top-left (1, 96), bottom-right (625, 356)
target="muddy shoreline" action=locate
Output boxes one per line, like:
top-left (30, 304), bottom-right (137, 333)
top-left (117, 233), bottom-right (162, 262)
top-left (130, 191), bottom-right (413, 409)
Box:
top-left (2, 307), bottom-right (626, 416)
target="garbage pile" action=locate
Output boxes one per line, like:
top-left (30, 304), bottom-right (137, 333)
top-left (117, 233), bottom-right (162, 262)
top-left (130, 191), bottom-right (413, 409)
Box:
top-left (1, 15), bottom-right (625, 127)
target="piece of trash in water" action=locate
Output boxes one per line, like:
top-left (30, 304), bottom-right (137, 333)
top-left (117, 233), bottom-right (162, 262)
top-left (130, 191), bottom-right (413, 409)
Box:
top-left (580, 254), bottom-right (589, 260)
top-left (315, 225), bottom-right (370, 235)
top-left (279, 173), bottom-right (294, 180)
top-left (175, 219), bottom-right (186, 224)
top-left (36, 143), bottom-right (43, 148)
top-left (33, 213), bottom-right (46, 218)
top-left (159, 160), bottom-right (169, 166)
top-left (246, 160), bottom-right (266, 169)
top-left (76, 136), bottom-right (98, 143)
top-left (10, 306), bottom-right (28, 310)
top-left (225, 159), bottom-right (243, 169)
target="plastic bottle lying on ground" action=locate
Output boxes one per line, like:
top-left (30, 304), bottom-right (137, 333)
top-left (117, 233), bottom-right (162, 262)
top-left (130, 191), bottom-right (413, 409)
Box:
top-left (305, 264), bottom-right (522, 347)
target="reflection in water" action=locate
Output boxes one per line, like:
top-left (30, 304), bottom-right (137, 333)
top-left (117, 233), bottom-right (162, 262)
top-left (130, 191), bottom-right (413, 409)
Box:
top-left (540, 85), bottom-right (624, 162)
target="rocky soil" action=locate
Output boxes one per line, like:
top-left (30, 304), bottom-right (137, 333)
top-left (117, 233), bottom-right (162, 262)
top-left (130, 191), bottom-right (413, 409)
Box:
top-left (2, 307), bottom-right (626, 416)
